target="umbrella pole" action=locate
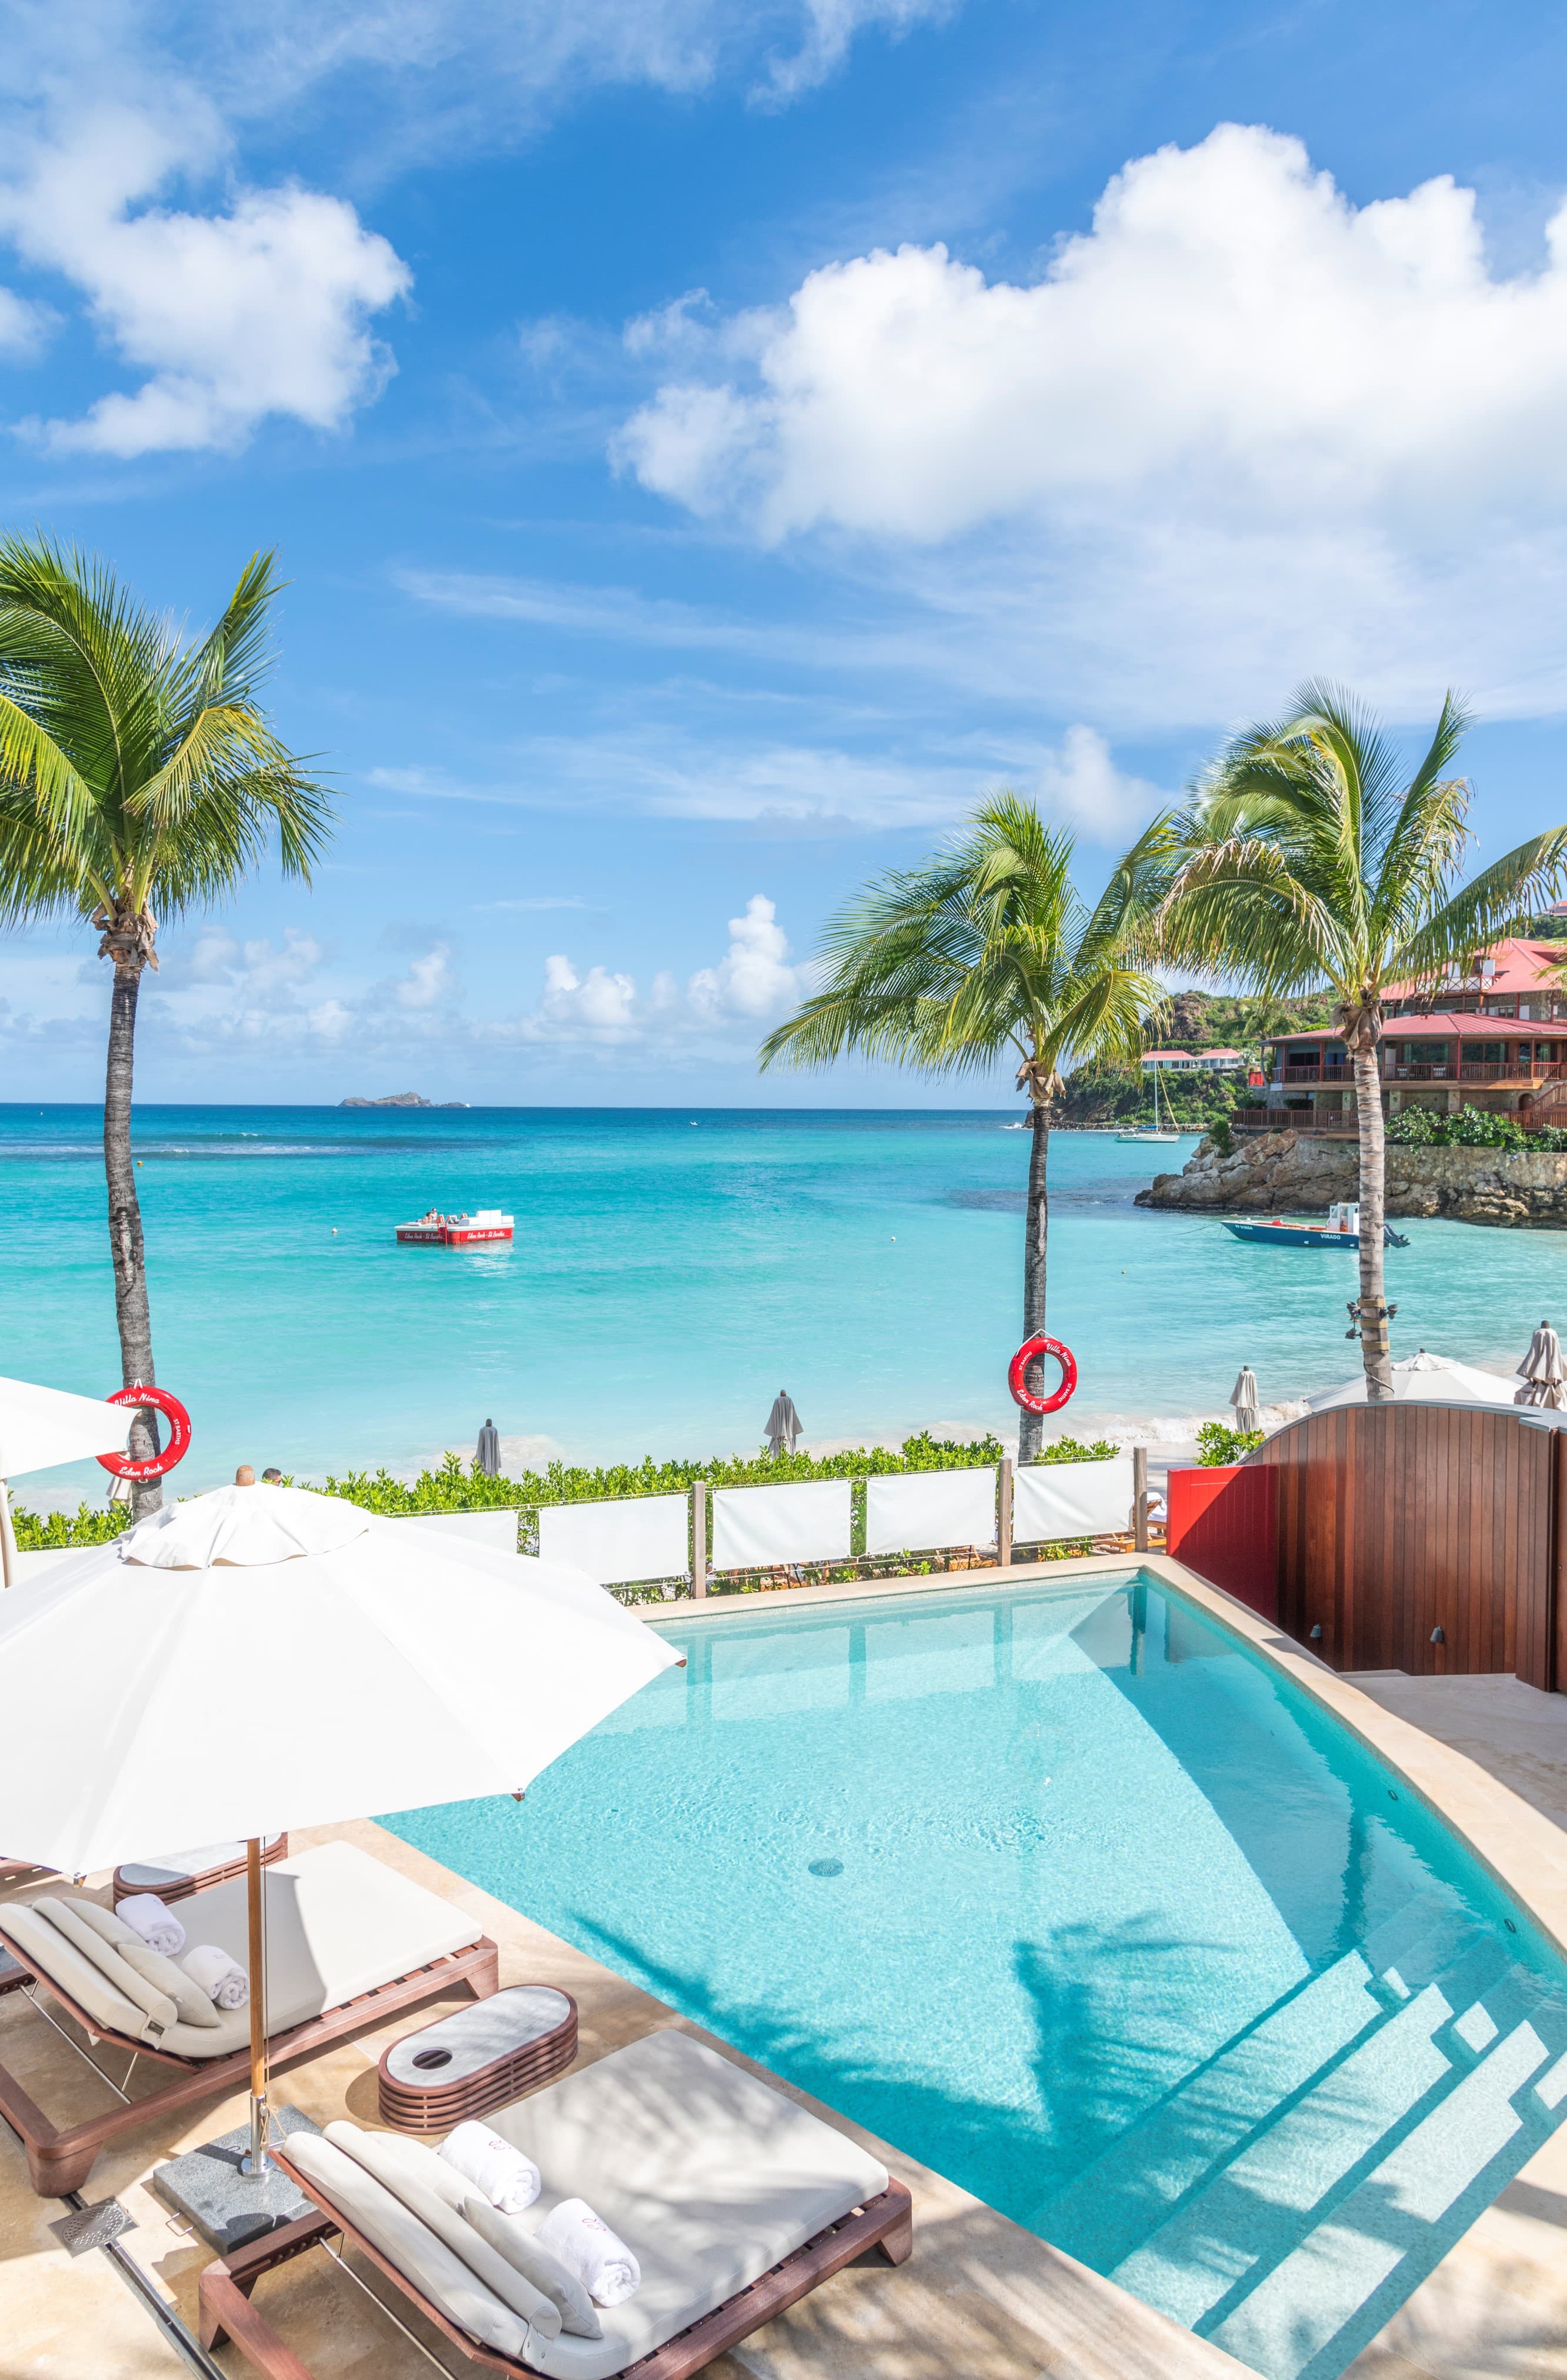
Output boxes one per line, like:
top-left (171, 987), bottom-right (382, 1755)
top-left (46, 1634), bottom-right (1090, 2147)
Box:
top-left (0, 1480), bottom-right (14, 1590)
top-left (241, 1836), bottom-right (270, 2177)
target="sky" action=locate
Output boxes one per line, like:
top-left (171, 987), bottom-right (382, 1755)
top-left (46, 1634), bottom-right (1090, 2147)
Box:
top-left (2, 0), bottom-right (1567, 1104)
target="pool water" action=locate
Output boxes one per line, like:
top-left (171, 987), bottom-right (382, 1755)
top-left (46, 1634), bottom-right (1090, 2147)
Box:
top-left (387, 1574), bottom-right (1567, 2380)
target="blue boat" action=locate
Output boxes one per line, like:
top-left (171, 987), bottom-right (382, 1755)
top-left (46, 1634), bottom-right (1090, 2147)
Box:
top-left (1223, 1200), bottom-right (1410, 1250)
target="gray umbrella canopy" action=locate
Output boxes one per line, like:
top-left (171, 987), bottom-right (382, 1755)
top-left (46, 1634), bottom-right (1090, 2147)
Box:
top-left (765, 1391), bottom-right (803, 1456)
top-left (1229, 1367), bottom-right (1261, 1433)
top-left (475, 1417), bottom-right (502, 1476)
top-left (1515, 1323), bottom-right (1567, 1409)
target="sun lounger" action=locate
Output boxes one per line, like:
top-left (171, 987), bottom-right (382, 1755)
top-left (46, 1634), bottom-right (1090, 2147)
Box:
top-left (200, 2027), bottom-right (913, 2379)
top-left (0, 1842), bottom-right (498, 2195)
top-left (112, 1832), bottom-right (289, 1906)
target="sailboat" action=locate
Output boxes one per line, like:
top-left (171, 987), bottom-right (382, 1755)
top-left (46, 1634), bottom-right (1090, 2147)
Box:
top-left (1116, 1062), bottom-right (1182, 1143)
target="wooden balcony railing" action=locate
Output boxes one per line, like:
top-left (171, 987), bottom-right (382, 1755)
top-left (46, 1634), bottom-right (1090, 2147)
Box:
top-left (1278, 1061), bottom-right (1567, 1087)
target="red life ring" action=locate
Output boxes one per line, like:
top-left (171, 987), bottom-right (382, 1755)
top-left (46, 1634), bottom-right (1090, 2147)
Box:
top-left (1008, 1335), bottom-right (1078, 1415)
top-left (96, 1384), bottom-right (192, 1481)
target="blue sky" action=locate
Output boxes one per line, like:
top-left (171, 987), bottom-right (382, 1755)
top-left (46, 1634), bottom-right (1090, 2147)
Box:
top-left (3, 0), bottom-right (1567, 1104)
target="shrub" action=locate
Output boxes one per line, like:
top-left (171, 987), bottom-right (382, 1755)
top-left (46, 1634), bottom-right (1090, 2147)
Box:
top-left (1385, 1102), bottom-right (1559, 1152)
top-left (1196, 1420), bottom-right (1264, 1466)
top-left (14, 1428), bottom-right (1119, 1568)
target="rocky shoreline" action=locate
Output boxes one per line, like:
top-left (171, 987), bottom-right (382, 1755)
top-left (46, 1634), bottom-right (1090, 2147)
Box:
top-left (1134, 1127), bottom-right (1567, 1227)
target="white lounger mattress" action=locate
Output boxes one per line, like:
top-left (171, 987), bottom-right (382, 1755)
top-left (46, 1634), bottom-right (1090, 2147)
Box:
top-left (291, 2028), bottom-right (891, 2380)
top-left (0, 1842), bottom-right (482, 2057)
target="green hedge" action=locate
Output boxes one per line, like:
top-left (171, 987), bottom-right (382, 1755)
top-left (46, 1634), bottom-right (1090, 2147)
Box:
top-left (12, 1430), bottom-right (1117, 1554)
top-left (1386, 1102), bottom-right (1567, 1153)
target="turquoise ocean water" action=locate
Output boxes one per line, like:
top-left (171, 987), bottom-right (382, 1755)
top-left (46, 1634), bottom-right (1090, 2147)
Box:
top-left (3, 1102), bottom-right (1566, 1501)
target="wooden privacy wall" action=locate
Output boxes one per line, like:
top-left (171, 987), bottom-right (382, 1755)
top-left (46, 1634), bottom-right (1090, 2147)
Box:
top-left (1247, 1403), bottom-right (1567, 1689)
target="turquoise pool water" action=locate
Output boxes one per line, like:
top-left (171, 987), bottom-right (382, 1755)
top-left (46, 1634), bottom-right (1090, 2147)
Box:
top-left (389, 1572), bottom-right (1567, 2379)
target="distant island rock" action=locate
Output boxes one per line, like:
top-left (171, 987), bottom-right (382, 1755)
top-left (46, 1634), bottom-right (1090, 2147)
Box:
top-left (339, 1093), bottom-right (469, 1108)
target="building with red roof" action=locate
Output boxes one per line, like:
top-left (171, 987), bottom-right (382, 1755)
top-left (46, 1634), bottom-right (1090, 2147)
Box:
top-left (1242, 935), bottom-right (1567, 1135)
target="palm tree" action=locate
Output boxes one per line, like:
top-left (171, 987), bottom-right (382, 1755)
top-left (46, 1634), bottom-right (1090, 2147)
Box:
top-left (0, 538), bottom-right (332, 1511)
top-left (759, 795), bottom-right (1172, 1459)
top-left (1161, 680), bottom-right (1567, 1399)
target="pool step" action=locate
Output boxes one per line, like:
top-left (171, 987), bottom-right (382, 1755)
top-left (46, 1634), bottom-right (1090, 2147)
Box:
top-left (1043, 1950), bottom-right (1386, 2271)
top-left (1208, 1993), bottom-right (1567, 2378)
top-left (1061, 1901), bottom-right (1567, 2380)
top-left (1042, 1900), bottom-right (1488, 2275)
top-left (1111, 1979), bottom-right (1459, 2329)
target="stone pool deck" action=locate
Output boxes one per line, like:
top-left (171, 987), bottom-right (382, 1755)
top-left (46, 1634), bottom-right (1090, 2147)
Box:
top-left (1, 1560), bottom-right (1566, 2380)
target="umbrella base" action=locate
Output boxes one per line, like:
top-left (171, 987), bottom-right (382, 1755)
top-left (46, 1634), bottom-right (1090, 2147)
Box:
top-left (152, 2105), bottom-right (321, 2253)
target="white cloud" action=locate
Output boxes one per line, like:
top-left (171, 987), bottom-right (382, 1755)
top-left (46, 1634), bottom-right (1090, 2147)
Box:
top-left (1033, 725), bottom-right (1163, 838)
top-left (1, 105), bottom-right (409, 455)
top-left (453, 719), bottom-right (1163, 840)
top-left (395, 944), bottom-right (454, 1009)
top-left (615, 123), bottom-right (1567, 722)
top-left (516, 894), bottom-right (808, 1046)
top-left (184, 927), bottom-right (326, 992)
top-left (686, 894), bottom-right (799, 1015)
top-left (0, 283), bottom-right (51, 358)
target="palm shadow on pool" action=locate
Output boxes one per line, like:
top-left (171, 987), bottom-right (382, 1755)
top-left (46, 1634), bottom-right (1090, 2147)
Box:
top-left (562, 1904), bottom-right (1213, 2242)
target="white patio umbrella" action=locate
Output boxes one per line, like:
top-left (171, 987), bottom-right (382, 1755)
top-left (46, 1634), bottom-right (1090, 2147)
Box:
top-left (0, 1373), bottom-right (131, 1588)
top-left (1306, 1348), bottom-right (1525, 1412)
top-left (1515, 1321), bottom-right (1567, 1409)
top-left (765, 1390), bottom-right (803, 1456)
top-left (0, 1481), bottom-right (678, 2174)
top-left (1229, 1367), bottom-right (1261, 1433)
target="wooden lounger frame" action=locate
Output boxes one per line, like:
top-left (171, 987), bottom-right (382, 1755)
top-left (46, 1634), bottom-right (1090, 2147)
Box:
top-left (200, 2145), bottom-right (913, 2380)
top-left (0, 1934), bottom-right (499, 2197)
top-left (112, 1834), bottom-right (290, 1907)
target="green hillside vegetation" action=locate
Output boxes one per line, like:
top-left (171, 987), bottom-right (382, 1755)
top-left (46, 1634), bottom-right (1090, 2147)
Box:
top-left (1057, 989), bottom-right (1336, 1127)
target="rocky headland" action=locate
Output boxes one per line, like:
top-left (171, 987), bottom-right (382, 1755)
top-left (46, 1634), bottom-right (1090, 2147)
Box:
top-left (338, 1093), bottom-right (469, 1109)
top-left (1135, 1126), bottom-right (1567, 1227)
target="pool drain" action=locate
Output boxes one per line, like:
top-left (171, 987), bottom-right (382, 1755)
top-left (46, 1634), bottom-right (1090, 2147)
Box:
top-left (808, 1858), bottom-right (844, 1877)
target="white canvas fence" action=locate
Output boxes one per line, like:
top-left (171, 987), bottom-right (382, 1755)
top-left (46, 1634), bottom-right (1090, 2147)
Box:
top-left (515, 1453), bottom-right (1142, 1598)
top-left (865, 1467), bottom-right (996, 1556)
top-left (711, 1480), bottom-right (852, 1571)
top-left (538, 1493), bottom-right (689, 1585)
top-left (1012, 1455), bottom-right (1134, 1544)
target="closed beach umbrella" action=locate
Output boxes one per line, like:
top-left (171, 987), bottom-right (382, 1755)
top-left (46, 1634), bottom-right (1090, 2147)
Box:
top-left (1308, 1349), bottom-right (1523, 1411)
top-left (1515, 1321), bottom-right (1567, 1409)
top-left (0, 1373), bottom-right (131, 1588)
top-left (1229, 1367), bottom-right (1261, 1433)
top-left (0, 1481), bottom-right (678, 2172)
top-left (475, 1416), bottom-right (502, 1476)
top-left (765, 1390), bottom-right (803, 1456)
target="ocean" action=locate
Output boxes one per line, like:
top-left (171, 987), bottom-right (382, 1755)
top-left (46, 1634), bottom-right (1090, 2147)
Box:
top-left (2, 1103), bottom-right (1563, 1506)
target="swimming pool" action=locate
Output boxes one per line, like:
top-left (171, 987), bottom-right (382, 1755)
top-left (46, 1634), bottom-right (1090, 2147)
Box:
top-left (388, 1571), bottom-right (1567, 2380)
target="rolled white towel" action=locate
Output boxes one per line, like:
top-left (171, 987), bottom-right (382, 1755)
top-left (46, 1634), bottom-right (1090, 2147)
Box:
top-left (182, 1942), bottom-right (248, 2010)
top-left (536, 2198), bottom-right (640, 2308)
top-left (438, 2119), bottom-right (541, 2214)
top-left (116, 1893), bottom-right (186, 1958)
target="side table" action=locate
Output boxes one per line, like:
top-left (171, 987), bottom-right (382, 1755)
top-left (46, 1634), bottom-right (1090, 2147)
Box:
top-left (379, 1985), bottom-right (578, 2132)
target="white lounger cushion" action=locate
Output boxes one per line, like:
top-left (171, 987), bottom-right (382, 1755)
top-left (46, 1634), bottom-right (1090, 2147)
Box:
top-left (325, 2121), bottom-right (561, 2339)
top-left (0, 1901), bottom-right (151, 2041)
top-left (30, 1898), bottom-right (179, 2037)
top-left (0, 1843), bottom-right (484, 2059)
top-left (492, 2029), bottom-right (891, 2380)
top-left (288, 2133), bottom-right (540, 2364)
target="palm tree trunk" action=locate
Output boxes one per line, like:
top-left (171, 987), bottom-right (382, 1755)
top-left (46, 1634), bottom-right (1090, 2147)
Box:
top-left (104, 960), bottom-right (162, 1518)
top-left (1018, 1104), bottom-right (1051, 1462)
top-left (1353, 1046), bottom-right (1394, 1401)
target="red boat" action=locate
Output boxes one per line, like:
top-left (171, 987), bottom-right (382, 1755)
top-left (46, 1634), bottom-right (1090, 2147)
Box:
top-left (396, 1208), bottom-right (514, 1247)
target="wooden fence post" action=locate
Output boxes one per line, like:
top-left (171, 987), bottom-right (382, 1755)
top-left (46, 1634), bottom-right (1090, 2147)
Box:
top-left (998, 1457), bottom-right (1013, 1570)
top-left (691, 1480), bottom-right (707, 1599)
top-left (1133, 1446), bottom-right (1149, 1553)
